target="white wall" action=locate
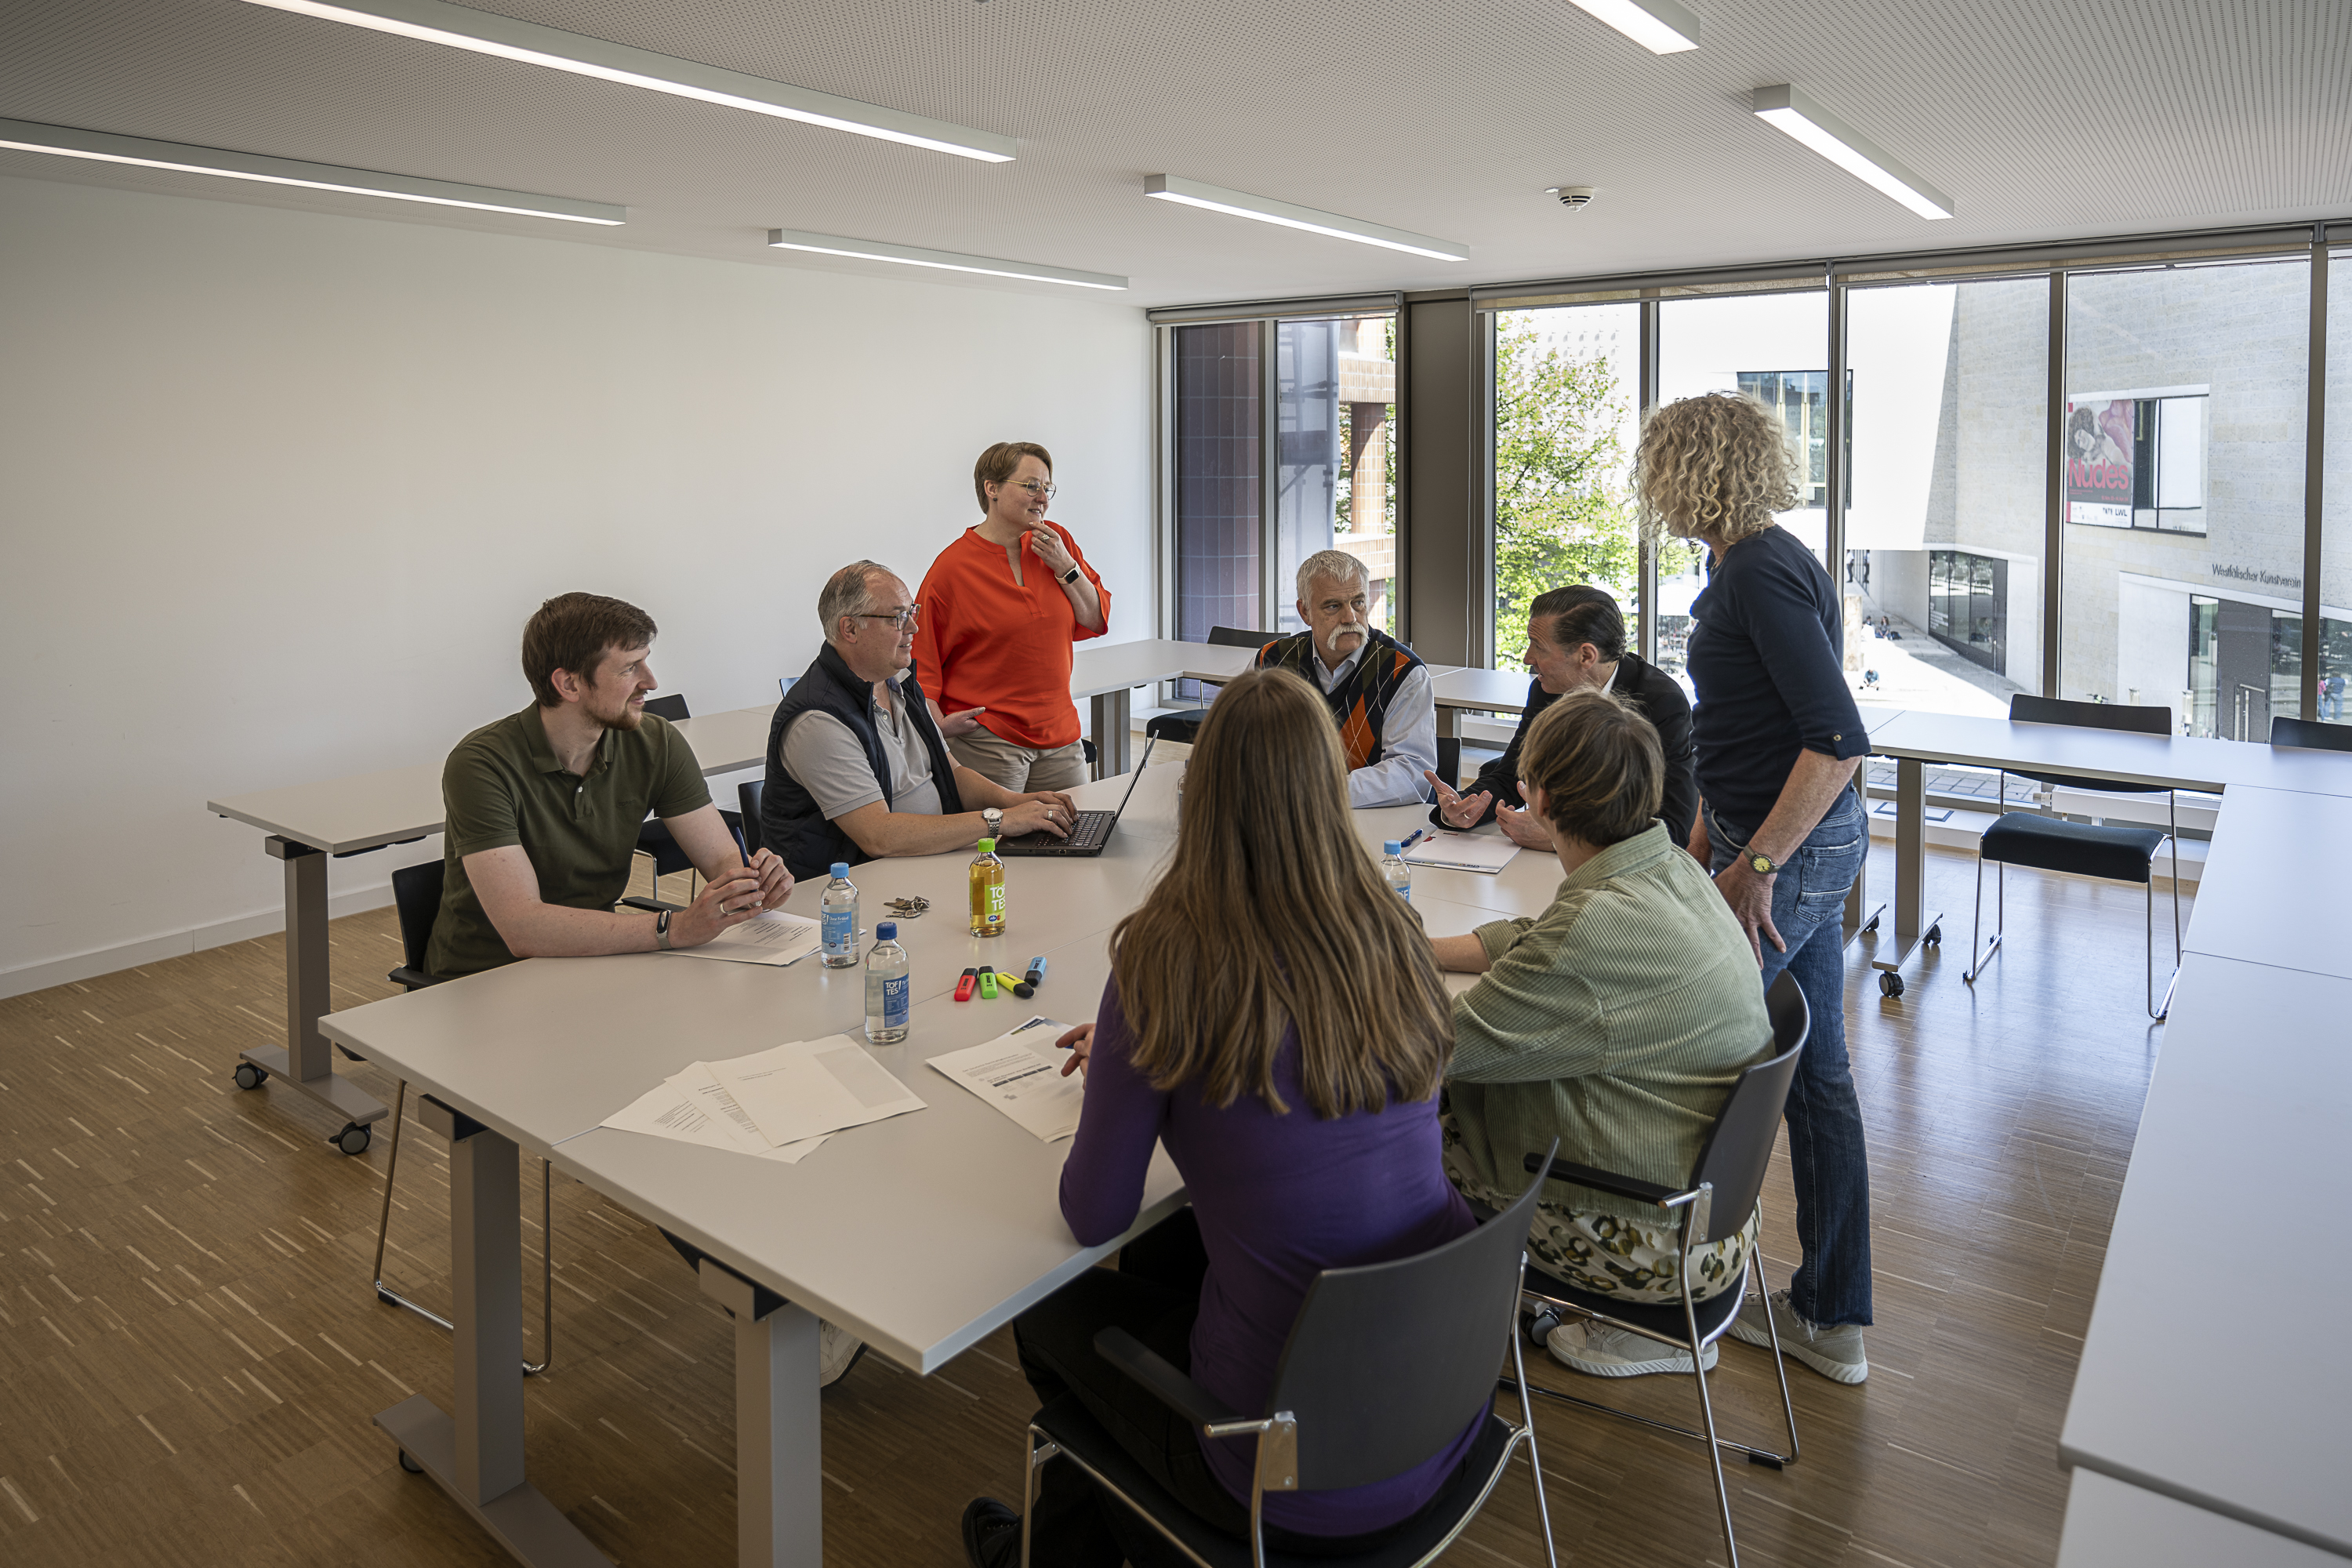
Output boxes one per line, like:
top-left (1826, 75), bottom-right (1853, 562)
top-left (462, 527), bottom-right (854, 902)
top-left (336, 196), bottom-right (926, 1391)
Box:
top-left (0, 175), bottom-right (1152, 995)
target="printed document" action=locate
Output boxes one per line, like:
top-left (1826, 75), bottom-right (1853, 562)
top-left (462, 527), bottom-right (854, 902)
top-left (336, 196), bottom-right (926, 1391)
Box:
top-left (599, 1063), bottom-right (830, 1163)
top-left (1405, 832), bottom-right (1519, 874)
top-left (707, 1036), bottom-right (928, 1147)
top-left (659, 911), bottom-right (822, 966)
top-left (928, 1017), bottom-right (1084, 1142)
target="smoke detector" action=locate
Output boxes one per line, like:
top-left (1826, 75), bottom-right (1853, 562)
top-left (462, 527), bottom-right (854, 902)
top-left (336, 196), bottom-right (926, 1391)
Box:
top-left (1545, 185), bottom-right (1598, 210)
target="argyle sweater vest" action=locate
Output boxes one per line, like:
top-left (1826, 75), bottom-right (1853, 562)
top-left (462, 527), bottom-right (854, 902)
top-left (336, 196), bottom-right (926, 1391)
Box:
top-left (1255, 628), bottom-right (1427, 771)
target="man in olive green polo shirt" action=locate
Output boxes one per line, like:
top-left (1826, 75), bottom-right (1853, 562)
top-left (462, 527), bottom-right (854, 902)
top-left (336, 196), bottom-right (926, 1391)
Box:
top-left (426, 592), bottom-right (792, 978)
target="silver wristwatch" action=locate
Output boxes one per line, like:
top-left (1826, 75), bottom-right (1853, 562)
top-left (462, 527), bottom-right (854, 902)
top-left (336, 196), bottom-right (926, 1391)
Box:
top-left (982, 807), bottom-right (1004, 836)
top-left (655, 909), bottom-right (673, 950)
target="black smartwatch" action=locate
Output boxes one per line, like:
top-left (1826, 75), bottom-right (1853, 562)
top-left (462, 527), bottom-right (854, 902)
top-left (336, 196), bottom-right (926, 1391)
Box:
top-left (1061, 565), bottom-right (1081, 584)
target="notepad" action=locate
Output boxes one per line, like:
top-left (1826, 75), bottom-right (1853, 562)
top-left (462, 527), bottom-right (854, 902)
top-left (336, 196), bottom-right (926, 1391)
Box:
top-left (1404, 833), bottom-right (1519, 873)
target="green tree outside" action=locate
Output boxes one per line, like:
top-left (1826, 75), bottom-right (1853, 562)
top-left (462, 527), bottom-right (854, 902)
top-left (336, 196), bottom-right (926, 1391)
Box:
top-left (1491, 319), bottom-right (1639, 669)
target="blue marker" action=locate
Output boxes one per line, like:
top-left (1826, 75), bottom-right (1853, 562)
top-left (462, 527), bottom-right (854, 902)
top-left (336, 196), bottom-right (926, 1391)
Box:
top-left (1016, 955), bottom-right (1047, 998)
top-left (1399, 828), bottom-right (1428, 851)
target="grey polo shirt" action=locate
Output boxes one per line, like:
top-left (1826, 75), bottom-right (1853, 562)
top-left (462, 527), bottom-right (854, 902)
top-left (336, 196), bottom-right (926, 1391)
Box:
top-left (779, 676), bottom-right (944, 820)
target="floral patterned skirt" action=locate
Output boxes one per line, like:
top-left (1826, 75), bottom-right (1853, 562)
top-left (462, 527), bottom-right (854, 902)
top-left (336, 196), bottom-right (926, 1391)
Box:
top-left (1443, 1117), bottom-right (1756, 1305)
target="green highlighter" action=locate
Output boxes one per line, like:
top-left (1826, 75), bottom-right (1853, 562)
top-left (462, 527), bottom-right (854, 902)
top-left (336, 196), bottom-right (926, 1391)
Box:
top-left (979, 971), bottom-right (998, 1000)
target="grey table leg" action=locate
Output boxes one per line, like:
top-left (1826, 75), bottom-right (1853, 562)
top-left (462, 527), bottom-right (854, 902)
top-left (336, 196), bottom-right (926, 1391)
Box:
top-left (1869, 757), bottom-right (1942, 995)
top-left (376, 1102), bottom-right (607, 1566)
top-left (1091, 688), bottom-right (1131, 779)
top-left (1843, 762), bottom-right (1883, 949)
top-left (699, 1261), bottom-right (823, 1567)
top-left (238, 837), bottom-right (387, 1141)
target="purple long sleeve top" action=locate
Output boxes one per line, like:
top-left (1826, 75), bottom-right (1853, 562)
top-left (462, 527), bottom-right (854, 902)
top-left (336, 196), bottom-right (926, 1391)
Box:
top-left (1059, 979), bottom-right (1483, 1537)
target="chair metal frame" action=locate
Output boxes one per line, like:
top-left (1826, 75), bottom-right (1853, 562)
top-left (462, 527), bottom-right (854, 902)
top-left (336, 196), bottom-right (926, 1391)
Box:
top-left (1962, 769), bottom-right (2181, 1019)
top-left (1019, 1148), bottom-right (1562, 1568)
top-left (1507, 974), bottom-right (1809, 1568)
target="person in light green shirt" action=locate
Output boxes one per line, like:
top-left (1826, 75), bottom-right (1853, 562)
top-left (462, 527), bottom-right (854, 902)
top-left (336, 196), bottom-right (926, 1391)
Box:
top-left (1431, 687), bottom-right (1772, 1379)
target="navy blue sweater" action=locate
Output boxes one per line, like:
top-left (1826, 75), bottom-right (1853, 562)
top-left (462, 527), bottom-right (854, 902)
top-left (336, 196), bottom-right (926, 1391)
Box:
top-left (1686, 528), bottom-right (1867, 833)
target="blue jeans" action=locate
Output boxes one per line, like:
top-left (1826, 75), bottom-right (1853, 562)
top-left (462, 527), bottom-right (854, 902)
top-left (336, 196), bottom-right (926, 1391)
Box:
top-left (1706, 786), bottom-right (1873, 1327)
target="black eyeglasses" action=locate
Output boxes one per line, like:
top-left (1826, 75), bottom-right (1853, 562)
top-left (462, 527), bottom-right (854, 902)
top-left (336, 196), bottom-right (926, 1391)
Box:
top-left (854, 604), bottom-right (921, 630)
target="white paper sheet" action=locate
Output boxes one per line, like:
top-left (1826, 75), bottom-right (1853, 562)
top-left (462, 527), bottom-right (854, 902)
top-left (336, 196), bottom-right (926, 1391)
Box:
top-left (597, 1063), bottom-right (832, 1163)
top-left (659, 911), bottom-right (823, 966)
top-left (927, 1017), bottom-right (1084, 1142)
top-left (1404, 832), bottom-right (1520, 873)
top-left (706, 1035), bottom-right (928, 1147)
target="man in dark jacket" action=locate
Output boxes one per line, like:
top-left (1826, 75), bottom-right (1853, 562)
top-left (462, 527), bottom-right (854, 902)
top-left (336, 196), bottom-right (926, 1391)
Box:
top-left (1426, 585), bottom-right (1698, 851)
top-left (763, 562), bottom-right (1076, 881)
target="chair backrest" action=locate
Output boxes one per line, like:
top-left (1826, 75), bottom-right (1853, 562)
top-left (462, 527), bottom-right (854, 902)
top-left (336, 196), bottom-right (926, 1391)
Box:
top-left (641, 693), bottom-right (690, 723)
top-left (1260, 1140), bottom-right (1555, 1491)
top-left (2272, 716), bottom-right (2352, 753)
top-left (2005, 692), bottom-right (2172, 794)
top-left (390, 858), bottom-right (446, 976)
top-left (1207, 625), bottom-right (1272, 649)
top-left (1686, 972), bottom-right (1809, 1243)
top-left (738, 780), bottom-right (766, 856)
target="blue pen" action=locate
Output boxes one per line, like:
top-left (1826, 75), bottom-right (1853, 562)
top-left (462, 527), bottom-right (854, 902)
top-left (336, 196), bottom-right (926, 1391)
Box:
top-left (1399, 828), bottom-right (1428, 851)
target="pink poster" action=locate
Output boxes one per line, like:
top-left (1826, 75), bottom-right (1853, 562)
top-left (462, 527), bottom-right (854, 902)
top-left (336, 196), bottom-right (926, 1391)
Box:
top-left (2065, 399), bottom-right (2135, 527)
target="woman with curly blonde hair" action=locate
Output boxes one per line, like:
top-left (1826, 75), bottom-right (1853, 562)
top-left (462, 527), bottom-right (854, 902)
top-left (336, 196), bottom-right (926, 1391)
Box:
top-left (1633, 390), bottom-right (1875, 1386)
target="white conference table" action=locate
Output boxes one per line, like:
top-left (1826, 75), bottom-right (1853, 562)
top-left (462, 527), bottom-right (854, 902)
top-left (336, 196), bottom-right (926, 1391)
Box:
top-left (1855, 713), bottom-right (2352, 1559)
top-left (199, 643), bottom-right (1258, 1149)
top-left (203, 706), bottom-right (775, 1145)
top-left (314, 753), bottom-right (1553, 1567)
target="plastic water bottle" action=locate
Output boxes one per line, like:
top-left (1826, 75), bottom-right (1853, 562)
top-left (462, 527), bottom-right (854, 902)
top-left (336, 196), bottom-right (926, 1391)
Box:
top-left (1381, 840), bottom-right (1412, 905)
top-left (820, 862), bottom-right (858, 968)
top-left (864, 921), bottom-right (909, 1044)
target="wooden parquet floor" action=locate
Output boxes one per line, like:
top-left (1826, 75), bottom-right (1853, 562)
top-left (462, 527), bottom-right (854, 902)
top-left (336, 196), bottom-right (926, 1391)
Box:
top-left (0, 844), bottom-right (2178, 1566)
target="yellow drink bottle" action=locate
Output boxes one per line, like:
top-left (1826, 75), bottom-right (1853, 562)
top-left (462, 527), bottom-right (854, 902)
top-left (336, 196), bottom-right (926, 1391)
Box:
top-left (969, 838), bottom-right (1007, 937)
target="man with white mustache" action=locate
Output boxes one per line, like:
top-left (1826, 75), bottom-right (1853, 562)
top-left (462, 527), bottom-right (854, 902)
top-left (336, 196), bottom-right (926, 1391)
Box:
top-left (1250, 550), bottom-right (1436, 808)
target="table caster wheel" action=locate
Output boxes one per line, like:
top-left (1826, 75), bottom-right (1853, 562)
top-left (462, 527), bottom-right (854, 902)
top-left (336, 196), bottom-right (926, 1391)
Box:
top-left (1878, 971), bottom-right (1904, 998)
top-left (333, 1123), bottom-right (372, 1156)
top-left (1924, 924), bottom-right (1942, 946)
top-left (233, 1062), bottom-right (267, 1091)
top-left (398, 1450), bottom-right (425, 1475)
top-left (1524, 1308), bottom-right (1562, 1347)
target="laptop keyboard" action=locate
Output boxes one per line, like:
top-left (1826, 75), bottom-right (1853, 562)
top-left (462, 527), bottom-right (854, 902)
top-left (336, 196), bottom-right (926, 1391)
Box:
top-left (1000, 811), bottom-right (1112, 854)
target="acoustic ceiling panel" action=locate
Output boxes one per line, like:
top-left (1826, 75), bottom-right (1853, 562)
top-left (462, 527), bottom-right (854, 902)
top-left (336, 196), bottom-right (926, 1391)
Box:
top-left (1, 0), bottom-right (2345, 306)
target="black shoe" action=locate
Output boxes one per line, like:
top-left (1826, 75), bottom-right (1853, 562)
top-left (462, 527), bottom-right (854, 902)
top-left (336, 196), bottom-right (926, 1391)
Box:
top-left (961, 1496), bottom-right (1022, 1568)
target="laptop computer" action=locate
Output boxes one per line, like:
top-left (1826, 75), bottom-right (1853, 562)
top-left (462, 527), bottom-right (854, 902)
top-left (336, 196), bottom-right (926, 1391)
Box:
top-left (994, 736), bottom-right (1158, 858)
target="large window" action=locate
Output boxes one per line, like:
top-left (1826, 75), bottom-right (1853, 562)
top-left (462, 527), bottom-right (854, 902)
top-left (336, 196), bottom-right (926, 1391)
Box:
top-left (1171, 321), bottom-right (1262, 647)
top-left (1278, 316), bottom-right (1398, 635)
top-left (2325, 249), bottom-right (2352, 730)
top-left (2063, 259), bottom-right (2310, 738)
top-left (1842, 276), bottom-right (2046, 717)
top-left (1489, 302), bottom-right (1639, 671)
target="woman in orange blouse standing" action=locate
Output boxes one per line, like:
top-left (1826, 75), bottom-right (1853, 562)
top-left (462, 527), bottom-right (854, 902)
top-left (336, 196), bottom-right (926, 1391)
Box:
top-left (914, 441), bottom-right (1111, 793)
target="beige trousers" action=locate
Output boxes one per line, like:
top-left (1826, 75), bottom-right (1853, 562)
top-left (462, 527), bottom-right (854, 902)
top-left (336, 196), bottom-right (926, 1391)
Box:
top-left (948, 728), bottom-right (1090, 793)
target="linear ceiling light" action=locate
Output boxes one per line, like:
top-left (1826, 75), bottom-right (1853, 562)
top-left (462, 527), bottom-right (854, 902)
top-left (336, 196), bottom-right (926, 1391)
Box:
top-left (767, 230), bottom-right (1126, 290)
top-left (1563, 0), bottom-right (1700, 53)
top-left (0, 116), bottom-right (625, 223)
top-left (238, 0), bottom-right (1016, 163)
top-left (1751, 85), bottom-right (1952, 220)
top-left (1143, 176), bottom-right (1467, 261)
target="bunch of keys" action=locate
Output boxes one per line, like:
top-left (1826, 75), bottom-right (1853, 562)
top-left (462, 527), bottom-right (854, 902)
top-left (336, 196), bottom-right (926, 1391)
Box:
top-left (883, 895), bottom-right (931, 920)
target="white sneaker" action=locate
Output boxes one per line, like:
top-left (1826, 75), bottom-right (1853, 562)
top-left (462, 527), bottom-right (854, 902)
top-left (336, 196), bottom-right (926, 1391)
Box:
top-left (1726, 1289), bottom-right (1867, 1385)
top-left (1546, 1320), bottom-right (1718, 1378)
top-left (820, 1320), bottom-right (866, 1387)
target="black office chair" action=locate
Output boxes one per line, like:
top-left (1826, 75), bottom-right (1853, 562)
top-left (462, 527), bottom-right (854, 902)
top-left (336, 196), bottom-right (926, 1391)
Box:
top-left (1022, 1144), bottom-right (1562, 1568)
top-left (738, 779), bottom-right (765, 857)
top-left (1148, 627), bottom-right (1277, 745)
top-left (1511, 973), bottom-right (1808, 1568)
top-left (1962, 695), bottom-right (2180, 1018)
top-left (2272, 715), bottom-right (2352, 752)
top-left (627, 693), bottom-right (746, 910)
top-left (370, 858), bottom-right (552, 1376)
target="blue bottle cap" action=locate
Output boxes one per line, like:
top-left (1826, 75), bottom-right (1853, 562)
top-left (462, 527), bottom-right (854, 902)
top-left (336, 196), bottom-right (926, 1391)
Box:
top-left (877, 921), bottom-right (896, 941)
top-left (830, 862), bottom-right (850, 877)
top-left (1383, 840), bottom-right (1402, 855)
